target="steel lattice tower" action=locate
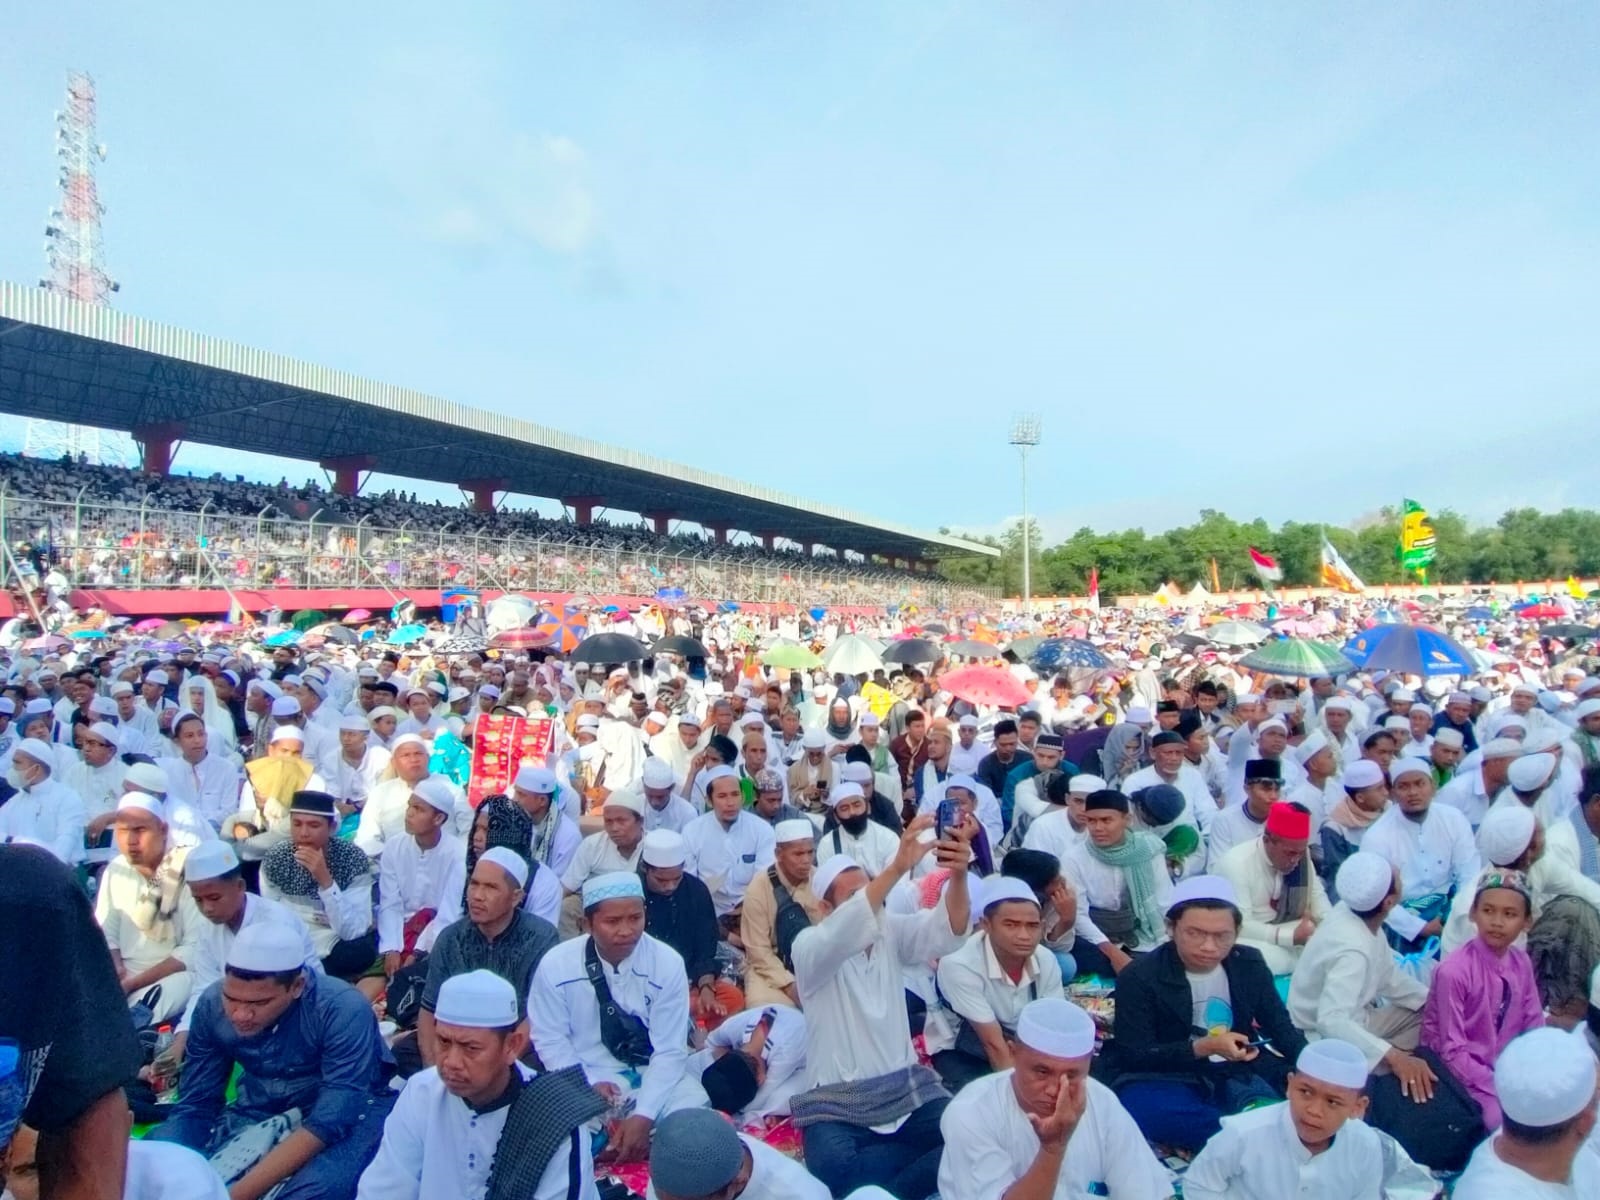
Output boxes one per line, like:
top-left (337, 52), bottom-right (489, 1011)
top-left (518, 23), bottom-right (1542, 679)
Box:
top-left (27, 71), bottom-right (127, 464)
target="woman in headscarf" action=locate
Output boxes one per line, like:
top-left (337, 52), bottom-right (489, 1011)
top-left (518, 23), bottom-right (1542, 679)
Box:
top-left (1098, 721), bottom-right (1149, 787)
top-left (177, 674), bottom-right (239, 757)
top-left (823, 696), bottom-right (856, 745)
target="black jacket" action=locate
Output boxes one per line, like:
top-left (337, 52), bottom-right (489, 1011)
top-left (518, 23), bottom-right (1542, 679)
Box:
top-left (1104, 941), bottom-right (1305, 1089)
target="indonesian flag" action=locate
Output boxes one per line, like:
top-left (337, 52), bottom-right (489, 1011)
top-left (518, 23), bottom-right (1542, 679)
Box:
top-left (1248, 547), bottom-right (1283, 583)
top-left (1087, 565), bottom-right (1100, 612)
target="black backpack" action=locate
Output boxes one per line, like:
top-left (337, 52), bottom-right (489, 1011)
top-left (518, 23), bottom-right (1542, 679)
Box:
top-left (769, 865), bottom-right (813, 971)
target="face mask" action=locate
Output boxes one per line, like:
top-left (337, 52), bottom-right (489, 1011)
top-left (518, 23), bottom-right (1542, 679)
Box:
top-left (840, 812), bottom-right (871, 837)
top-left (5, 767), bottom-right (29, 792)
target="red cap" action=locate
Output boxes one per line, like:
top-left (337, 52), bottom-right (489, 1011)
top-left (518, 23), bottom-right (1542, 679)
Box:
top-left (1265, 801), bottom-right (1311, 841)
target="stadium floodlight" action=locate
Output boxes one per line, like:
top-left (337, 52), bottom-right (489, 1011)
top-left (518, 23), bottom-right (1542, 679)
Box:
top-left (1008, 414), bottom-right (1042, 620)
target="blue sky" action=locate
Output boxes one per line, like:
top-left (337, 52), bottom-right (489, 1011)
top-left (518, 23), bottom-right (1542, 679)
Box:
top-left (1, 2), bottom-right (1596, 544)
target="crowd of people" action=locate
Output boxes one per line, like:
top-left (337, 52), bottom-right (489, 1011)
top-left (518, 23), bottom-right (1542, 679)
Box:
top-left (4, 592), bottom-right (1600, 1199)
top-left (0, 453), bottom-right (979, 608)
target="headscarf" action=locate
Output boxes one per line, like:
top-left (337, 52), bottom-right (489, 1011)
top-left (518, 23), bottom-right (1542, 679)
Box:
top-left (465, 793), bottom-right (535, 907)
top-left (182, 674), bottom-right (238, 751)
top-left (824, 698), bottom-right (856, 743)
top-left (1099, 722), bottom-right (1149, 784)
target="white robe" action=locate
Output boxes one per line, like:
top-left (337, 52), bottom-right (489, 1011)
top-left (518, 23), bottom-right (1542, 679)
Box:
top-left (0, 777), bottom-right (85, 864)
top-left (355, 774), bottom-right (471, 858)
top-left (1359, 803), bottom-right (1480, 942)
top-left (376, 832), bottom-right (464, 955)
top-left (681, 810), bottom-right (778, 916)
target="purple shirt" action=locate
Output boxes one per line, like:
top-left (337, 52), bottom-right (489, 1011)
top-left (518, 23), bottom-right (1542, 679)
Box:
top-left (1421, 934), bottom-right (1543, 1128)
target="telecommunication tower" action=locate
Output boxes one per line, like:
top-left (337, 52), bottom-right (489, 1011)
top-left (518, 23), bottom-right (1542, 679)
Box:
top-left (27, 70), bottom-right (127, 465)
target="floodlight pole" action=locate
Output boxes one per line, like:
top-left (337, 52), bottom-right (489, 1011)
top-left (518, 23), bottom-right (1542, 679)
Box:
top-left (1009, 414), bottom-right (1041, 621)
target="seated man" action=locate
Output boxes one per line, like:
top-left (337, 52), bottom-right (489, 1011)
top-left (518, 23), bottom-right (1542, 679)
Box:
top-left (690, 1004), bottom-right (809, 1122)
top-left (355, 970), bottom-right (603, 1200)
top-left (529, 871), bottom-right (709, 1164)
top-left (682, 766), bottom-right (777, 919)
top-left (376, 777), bottom-right (464, 988)
top-left (640, 755), bottom-right (698, 833)
top-left (1058, 789), bottom-right (1174, 977)
top-left (1106, 875), bottom-right (1308, 1152)
top-left (1361, 757), bottom-right (1480, 952)
top-left (1207, 758), bottom-right (1285, 864)
top-left (230, 725), bottom-right (322, 861)
top-left (817, 782), bottom-right (900, 876)
top-left (148, 923), bottom-right (396, 1199)
top-left (640, 829), bottom-right (741, 1026)
top-left (1183, 1038), bottom-right (1434, 1199)
top-left (740, 818), bottom-right (823, 1008)
top-left (649, 1107), bottom-right (830, 1200)
top-left (0, 736), bottom-right (86, 864)
top-left (938, 997), bottom-right (1174, 1200)
top-left (559, 790), bottom-right (648, 928)
top-left (1214, 800), bottom-right (1330, 975)
top-left (94, 793), bottom-right (205, 1025)
top-left (510, 763), bottom-right (584, 877)
top-left (932, 876), bottom-right (1065, 1091)
top-left (789, 816), bottom-right (973, 1200)
top-left (259, 790), bottom-right (378, 980)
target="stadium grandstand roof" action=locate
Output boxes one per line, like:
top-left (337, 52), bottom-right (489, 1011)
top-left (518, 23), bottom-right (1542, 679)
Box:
top-left (0, 281), bottom-right (996, 561)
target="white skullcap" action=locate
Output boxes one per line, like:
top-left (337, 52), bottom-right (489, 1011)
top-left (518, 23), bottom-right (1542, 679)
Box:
top-left (1575, 698), bottom-right (1600, 722)
top-left (1470, 685), bottom-right (1494, 702)
top-left (980, 876), bottom-right (1041, 912)
top-left (391, 733), bottom-right (428, 752)
top-left (1067, 774), bottom-right (1106, 795)
top-left (1527, 730), bottom-right (1564, 755)
top-left (478, 846), bottom-right (529, 889)
top-left (1432, 728), bottom-right (1464, 750)
top-left (1294, 731), bottom-right (1329, 765)
top-left (270, 696), bottom-right (302, 718)
top-left (513, 764), bottom-right (557, 794)
top-left (1381, 716), bottom-right (1411, 732)
top-left (1322, 696), bottom-right (1354, 713)
top-left (1496, 1027), bottom-right (1598, 1128)
top-left (1477, 805), bottom-right (1537, 867)
top-left (1343, 760), bottom-right (1386, 790)
top-left (426, 680), bottom-right (448, 696)
top-left (603, 790), bottom-right (647, 817)
top-left (270, 725), bottom-right (305, 745)
top-left (338, 714), bottom-right (371, 733)
top-left (109, 680), bottom-right (135, 696)
top-left (1257, 717), bottom-right (1289, 736)
top-left (1392, 688), bottom-right (1417, 704)
top-left (858, 712), bottom-right (880, 728)
top-left (12, 738), bottom-right (54, 772)
top-left (641, 758), bottom-right (676, 789)
top-left (146, 669), bottom-right (170, 686)
top-left (184, 840), bottom-right (240, 882)
top-left (115, 793), bottom-right (166, 823)
top-left (1508, 754), bottom-right (1555, 794)
top-left (576, 715), bottom-right (601, 732)
top-left (227, 923), bottom-right (307, 973)
top-left (1480, 737), bottom-right (1524, 761)
top-left (1166, 874), bottom-right (1238, 912)
top-left (775, 819), bottom-right (814, 844)
top-left (701, 765), bottom-right (739, 789)
top-left (369, 706), bottom-right (401, 723)
top-left (582, 870), bottom-right (644, 908)
top-left (1512, 682), bottom-right (1540, 697)
top-left (826, 783), bottom-right (865, 809)
top-left (1490, 713), bottom-right (1529, 737)
top-left (738, 712), bottom-right (765, 729)
top-left (958, 714), bottom-right (979, 728)
top-left (1447, 691), bottom-right (1470, 706)
top-left (1015, 997), bottom-right (1096, 1059)
top-left (87, 721), bottom-right (121, 747)
top-left (481, 684), bottom-right (503, 701)
top-left (640, 829), bottom-right (687, 868)
top-left (1237, 693), bottom-right (1263, 705)
top-left (801, 729), bottom-right (829, 750)
top-left (447, 686), bottom-right (471, 703)
top-left (812, 853), bottom-right (864, 902)
top-left (1335, 851), bottom-right (1394, 911)
top-left (410, 777), bottom-right (456, 814)
top-left (1296, 1039), bottom-right (1370, 1091)
top-left (123, 761), bottom-right (167, 794)
top-left (677, 713), bottom-right (702, 729)
top-left (839, 761), bottom-right (874, 785)
top-left (1389, 758), bottom-right (1432, 783)
top-left (435, 969), bottom-right (520, 1029)
top-left (1577, 678), bottom-right (1600, 698)
top-left (1126, 705), bottom-right (1153, 725)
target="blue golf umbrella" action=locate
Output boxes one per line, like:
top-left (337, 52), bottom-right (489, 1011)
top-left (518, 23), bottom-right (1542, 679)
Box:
top-left (718, 601), bottom-right (740, 613)
top-left (386, 623), bottom-right (428, 646)
top-left (264, 629), bottom-right (302, 648)
top-left (1342, 624), bottom-right (1476, 676)
top-left (809, 607), bottom-right (827, 622)
top-left (655, 587), bottom-right (686, 600)
top-left (1029, 638), bottom-right (1110, 673)
top-left (1464, 606), bottom-right (1493, 620)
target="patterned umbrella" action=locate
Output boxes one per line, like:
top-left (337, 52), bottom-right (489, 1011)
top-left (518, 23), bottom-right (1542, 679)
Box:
top-left (489, 627), bottom-right (555, 651)
top-left (1204, 621), bottom-right (1271, 647)
top-left (939, 664), bottom-right (1031, 708)
top-left (1028, 638), bottom-right (1110, 673)
top-left (532, 607), bottom-right (589, 653)
top-left (1236, 638), bottom-right (1356, 677)
top-left (434, 635), bottom-right (490, 655)
top-left (1342, 624), bottom-right (1476, 676)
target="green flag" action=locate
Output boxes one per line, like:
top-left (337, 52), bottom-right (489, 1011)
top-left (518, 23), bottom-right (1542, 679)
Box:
top-left (1398, 499), bottom-right (1436, 574)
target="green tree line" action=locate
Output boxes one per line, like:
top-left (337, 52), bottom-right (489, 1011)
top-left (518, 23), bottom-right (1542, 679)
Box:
top-left (935, 506), bottom-right (1600, 596)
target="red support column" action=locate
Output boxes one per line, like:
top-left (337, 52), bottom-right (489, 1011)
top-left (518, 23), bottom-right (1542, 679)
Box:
top-left (564, 495), bottom-right (603, 527)
top-left (643, 510), bottom-right (677, 536)
top-left (132, 422), bottom-right (185, 476)
top-left (461, 478), bottom-right (507, 513)
top-left (321, 454), bottom-right (377, 497)
top-left (707, 523), bottom-right (731, 545)
top-left (760, 531), bottom-right (779, 551)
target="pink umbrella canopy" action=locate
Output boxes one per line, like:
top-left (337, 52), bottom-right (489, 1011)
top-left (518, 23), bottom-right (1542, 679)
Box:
top-left (342, 608), bottom-right (372, 625)
top-left (939, 664), bottom-right (1032, 708)
top-left (132, 617), bottom-right (165, 632)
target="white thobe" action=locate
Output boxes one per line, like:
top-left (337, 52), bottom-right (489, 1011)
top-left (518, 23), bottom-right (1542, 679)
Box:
top-left (377, 832), bottom-right (465, 954)
top-left (642, 793), bottom-right (698, 834)
top-left (329, 745), bottom-right (392, 809)
top-left (1021, 809), bottom-right (1085, 862)
top-left (64, 758), bottom-right (128, 826)
top-left (949, 740), bottom-right (985, 775)
top-left (558, 831), bottom-right (642, 893)
top-left (681, 811), bottom-right (778, 915)
top-left (686, 1006), bottom-right (808, 1120)
top-left (1183, 1100), bottom-right (1435, 1200)
top-left (355, 1064), bottom-right (598, 1200)
top-left (355, 774), bottom-right (470, 858)
top-left (530, 814), bottom-right (584, 879)
top-left (125, 1139), bottom-right (231, 1200)
top-left (528, 933), bottom-right (706, 1119)
top-left (158, 754), bottom-right (244, 830)
top-left (261, 865), bottom-right (375, 958)
top-left (1454, 1136), bottom-right (1600, 1199)
top-left (175, 893), bottom-right (321, 1032)
top-left (94, 854), bottom-right (206, 1024)
top-left (1360, 804), bottom-right (1479, 942)
top-left (814, 819), bottom-right (900, 879)
top-left (1287, 776), bottom-right (1342, 836)
top-left (0, 778), bottom-right (86, 864)
top-left (1206, 802), bottom-right (1271, 866)
top-left (937, 1071), bottom-right (1172, 1200)
top-left (1058, 837), bottom-right (1174, 952)
top-left (1436, 767), bottom-right (1496, 830)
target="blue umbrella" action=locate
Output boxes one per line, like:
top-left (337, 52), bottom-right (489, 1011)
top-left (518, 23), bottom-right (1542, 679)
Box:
top-left (1464, 606), bottom-right (1493, 619)
top-left (1342, 624), bottom-right (1476, 676)
top-left (386, 623), bottom-right (428, 646)
top-left (70, 629), bottom-right (106, 639)
top-left (718, 602), bottom-right (740, 614)
top-left (809, 607), bottom-right (827, 622)
top-left (655, 587), bottom-right (686, 600)
top-left (264, 629), bottom-right (302, 647)
top-left (1029, 638), bottom-right (1110, 673)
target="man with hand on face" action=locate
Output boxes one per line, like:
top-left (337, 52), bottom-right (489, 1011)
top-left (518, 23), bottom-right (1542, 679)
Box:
top-left (259, 790), bottom-right (377, 980)
top-left (938, 998), bottom-right (1174, 1200)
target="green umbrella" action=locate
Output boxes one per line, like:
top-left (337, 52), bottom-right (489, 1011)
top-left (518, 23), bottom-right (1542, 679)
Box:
top-left (290, 609), bottom-right (326, 631)
top-left (1237, 638), bottom-right (1356, 677)
top-left (761, 640), bottom-right (821, 669)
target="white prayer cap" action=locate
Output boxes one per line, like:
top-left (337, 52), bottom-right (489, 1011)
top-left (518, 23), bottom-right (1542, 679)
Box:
top-left (427, 679), bottom-right (449, 696)
top-left (1575, 698), bottom-right (1600, 722)
top-left (958, 714), bottom-right (979, 729)
top-left (643, 710), bottom-right (667, 729)
top-left (1480, 737), bottom-right (1523, 761)
top-left (576, 715), bottom-right (601, 732)
top-left (1237, 693), bottom-right (1262, 705)
top-left (478, 846), bottom-right (529, 889)
top-left (1526, 730), bottom-right (1564, 755)
top-left (738, 712), bottom-right (766, 729)
top-left (702, 765), bottom-right (739, 789)
top-left (109, 680), bottom-right (135, 697)
top-left (775, 819), bottom-right (814, 845)
top-left (115, 793), bottom-right (166, 823)
top-left (434, 969), bottom-right (520, 1029)
top-left (1432, 728), bottom-right (1464, 750)
top-left (1295, 1039), bottom-right (1369, 1091)
top-left (1322, 696), bottom-right (1354, 713)
top-left (1293, 732), bottom-right (1329, 765)
top-left (0, 698), bottom-right (13, 715)
top-left (1256, 717), bottom-right (1288, 736)
top-left (410, 777), bottom-right (456, 814)
top-left (582, 871), bottom-right (644, 908)
top-left (839, 761), bottom-right (874, 785)
top-left (22, 698), bottom-right (51, 718)
top-left (1166, 874), bottom-right (1238, 914)
top-left (1496, 1027), bottom-right (1598, 1127)
top-left (1389, 758), bottom-right (1432, 783)
top-left (1126, 705), bottom-right (1153, 725)
top-left (123, 762), bottom-right (168, 794)
top-left (1489, 712), bottom-right (1528, 738)
top-left (1447, 690), bottom-right (1471, 706)
top-left (640, 758), bottom-right (676, 789)
top-left (87, 721), bottom-right (121, 747)
top-left (1392, 688), bottom-right (1417, 704)
top-left (513, 764), bottom-right (557, 794)
top-left (146, 669), bottom-right (170, 686)
top-left (1067, 774), bottom-right (1106, 795)
top-left (338, 713), bottom-right (371, 733)
top-left (270, 696), bottom-right (302, 718)
top-left (1408, 704), bottom-right (1433, 718)
top-left (858, 712), bottom-right (880, 728)
top-left (184, 840), bottom-right (240, 882)
top-left (603, 790), bottom-right (647, 817)
top-left (1015, 997), bottom-right (1096, 1060)
top-left (826, 783), bottom-right (865, 809)
top-left (1477, 805), bottom-right (1537, 867)
top-left (1512, 682), bottom-right (1540, 698)
top-left (1508, 754), bottom-right (1555, 793)
top-left (801, 729), bottom-right (828, 750)
top-left (1577, 678), bottom-right (1600, 698)
top-left (1343, 760), bottom-right (1385, 790)
top-left (1335, 852), bottom-right (1394, 911)
top-left (1470, 685), bottom-right (1494, 702)
top-left (480, 684), bottom-right (503, 701)
top-left (270, 725), bottom-right (305, 745)
top-left (640, 829), bottom-right (687, 868)
top-left (447, 686), bottom-right (471, 703)
top-left (1381, 715), bottom-right (1410, 732)
top-left (677, 713), bottom-right (703, 729)
top-left (391, 733), bottom-right (428, 752)
top-left (812, 853), bottom-right (864, 903)
top-left (227, 923), bottom-right (307, 974)
top-left (980, 876), bottom-right (1041, 912)
top-left (12, 738), bottom-right (54, 772)
top-left (369, 706), bottom-right (401, 723)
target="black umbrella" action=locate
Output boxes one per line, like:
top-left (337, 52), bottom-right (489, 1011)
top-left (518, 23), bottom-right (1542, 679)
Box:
top-left (570, 632), bottom-right (649, 665)
top-left (652, 634), bottom-right (709, 658)
top-left (921, 622), bottom-right (951, 635)
top-left (1541, 623), bottom-right (1599, 640)
top-left (318, 625), bottom-right (358, 645)
top-left (881, 637), bottom-right (941, 664)
top-left (944, 639), bottom-right (996, 658)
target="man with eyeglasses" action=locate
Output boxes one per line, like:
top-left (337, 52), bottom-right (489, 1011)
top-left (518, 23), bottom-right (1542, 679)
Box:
top-left (1207, 759), bottom-right (1285, 865)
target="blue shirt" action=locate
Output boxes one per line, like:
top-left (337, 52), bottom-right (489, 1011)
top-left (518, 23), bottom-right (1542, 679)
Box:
top-left (151, 972), bottom-right (393, 1149)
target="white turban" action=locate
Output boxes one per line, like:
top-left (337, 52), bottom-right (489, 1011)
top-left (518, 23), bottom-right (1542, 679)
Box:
top-left (1335, 851), bottom-right (1393, 911)
top-left (1477, 805), bottom-right (1537, 867)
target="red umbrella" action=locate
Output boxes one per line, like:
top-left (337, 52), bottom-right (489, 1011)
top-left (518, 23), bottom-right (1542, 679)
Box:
top-left (1520, 603), bottom-right (1565, 619)
top-left (490, 627), bottom-right (555, 650)
top-left (939, 664), bottom-right (1032, 708)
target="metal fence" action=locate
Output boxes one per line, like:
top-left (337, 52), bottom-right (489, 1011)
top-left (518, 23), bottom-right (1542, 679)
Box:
top-left (0, 487), bottom-right (998, 610)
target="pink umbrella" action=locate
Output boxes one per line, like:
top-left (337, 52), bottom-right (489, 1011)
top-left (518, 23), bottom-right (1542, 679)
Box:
top-left (132, 617), bottom-right (165, 632)
top-left (939, 664), bottom-right (1032, 708)
top-left (341, 608), bottom-right (372, 625)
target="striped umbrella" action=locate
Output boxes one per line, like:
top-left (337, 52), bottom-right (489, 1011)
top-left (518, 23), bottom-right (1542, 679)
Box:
top-left (489, 626), bottom-right (553, 651)
top-left (1236, 638), bottom-right (1356, 677)
top-left (532, 607), bottom-right (589, 653)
